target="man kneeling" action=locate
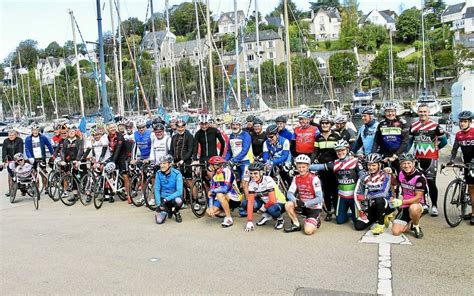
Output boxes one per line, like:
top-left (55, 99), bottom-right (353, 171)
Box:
top-left (155, 155), bottom-right (184, 224)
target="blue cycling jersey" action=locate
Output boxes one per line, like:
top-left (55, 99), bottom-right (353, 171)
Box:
top-left (154, 168), bottom-right (183, 206)
top-left (262, 136), bottom-right (291, 166)
top-left (134, 129), bottom-right (152, 159)
top-left (352, 119), bottom-right (378, 154)
top-left (279, 128), bottom-right (294, 141)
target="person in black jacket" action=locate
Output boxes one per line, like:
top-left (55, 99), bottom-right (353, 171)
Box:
top-left (192, 114), bottom-right (226, 164)
top-left (171, 119), bottom-right (194, 188)
top-left (106, 122), bottom-right (128, 203)
top-left (2, 129), bottom-right (24, 197)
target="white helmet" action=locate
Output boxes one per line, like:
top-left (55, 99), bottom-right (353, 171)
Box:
top-left (198, 114), bottom-right (211, 123)
top-left (104, 162), bottom-right (116, 174)
top-left (231, 117), bottom-right (242, 125)
top-left (136, 119), bottom-right (147, 128)
top-left (295, 154), bottom-right (311, 165)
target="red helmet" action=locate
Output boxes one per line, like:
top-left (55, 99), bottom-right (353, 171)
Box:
top-left (209, 156), bottom-right (226, 165)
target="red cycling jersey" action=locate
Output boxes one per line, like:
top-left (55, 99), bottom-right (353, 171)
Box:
top-left (294, 125), bottom-right (319, 154)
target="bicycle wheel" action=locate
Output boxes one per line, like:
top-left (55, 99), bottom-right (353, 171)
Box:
top-left (32, 182), bottom-right (40, 210)
top-left (143, 177), bottom-right (157, 211)
top-left (130, 175), bottom-right (144, 207)
top-left (47, 171), bottom-right (60, 201)
top-left (36, 171), bottom-right (46, 196)
top-left (10, 183), bottom-right (17, 204)
top-left (58, 175), bottom-right (77, 206)
top-left (190, 179), bottom-right (208, 218)
top-left (79, 173), bottom-right (93, 206)
top-left (444, 179), bottom-right (464, 227)
top-left (116, 175), bottom-right (128, 201)
top-left (93, 176), bottom-right (105, 210)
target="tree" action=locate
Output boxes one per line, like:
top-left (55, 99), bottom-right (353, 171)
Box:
top-left (310, 0), bottom-right (340, 11)
top-left (44, 42), bottom-right (63, 57)
top-left (120, 17), bottom-right (145, 37)
top-left (269, 0), bottom-right (301, 22)
top-left (396, 7), bottom-right (421, 43)
top-left (63, 40), bottom-right (87, 56)
top-left (339, 0), bottom-right (359, 49)
top-left (145, 12), bottom-right (166, 32)
top-left (357, 23), bottom-right (388, 51)
top-left (425, 0), bottom-right (446, 19)
top-left (369, 48), bottom-right (407, 81)
top-left (329, 52), bottom-right (357, 84)
top-left (5, 39), bottom-right (40, 68)
top-left (169, 2), bottom-right (210, 37)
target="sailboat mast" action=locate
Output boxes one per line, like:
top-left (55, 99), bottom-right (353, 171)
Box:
top-left (194, 0), bottom-right (207, 108)
top-left (70, 11), bottom-right (85, 117)
top-left (254, 0), bottom-right (263, 105)
top-left (283, 0), bottom-right (294, 108)
top-left (53, 76), bottom-right (59, 119)
top-left (206, 0), bottom-right (216, 117)
top-left (234, 0), bottom-right (241, 110)
top-left (165, 0), bottom-right (176, 112)
top-left (421, 0), bottom-right (427, 92)
top-left (389, 30), bottom-right (395, 101)
top-left (96, 0), bottom-right (112, 122)
top-left (150, 0), bottom-right (162, 108)
top-left (108, 1), bottom-right (122, 116)
top-left (9, 62), bottom-right (16, 122)
top-left (117, 0), bottom-right (124, 114)
top-left (37, 57), bottom-right (46, 121)
top-left (17, 50), bottom-right (30, 116)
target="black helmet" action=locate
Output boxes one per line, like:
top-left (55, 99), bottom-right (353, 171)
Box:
top-left (275, 115), bottom-right (288, 123)
top-left (253, 118), bottom-right (263, 126)
top-left (152, 120), bottom-right (165, 131)
top-left (399, 153), bottom-right (415, 163)
top-left (266, 124), bottom-right (279, 135)
top-left (458, 111), bottom-right (473, 120)
top-left (248, 161), bottom-right (265, 171)
top-left (246, 115), bottom-right (256, 123)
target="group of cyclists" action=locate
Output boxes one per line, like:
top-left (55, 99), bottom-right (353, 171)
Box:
top-left (2, 102), bottom-right (473, 236)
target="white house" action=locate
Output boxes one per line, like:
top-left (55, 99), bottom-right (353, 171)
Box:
top-left (36, 57), bottom-right (67, 85)
top-left (142, 30), bottom-right (177, 68)
top-left (173, 38), bottom-right (208, 66)
top-left (359, 9), bottom-right (396, 31)
top-left (464, 6), bottom-right (474, 33)
top-left (217, 10), bottom-right (245, 35)
top-left (442, 1), bottom-right (474, 34)
top-left (310, 7), bottom-right (341, 40)
top-left (441, 1), bottom-right (467, 24)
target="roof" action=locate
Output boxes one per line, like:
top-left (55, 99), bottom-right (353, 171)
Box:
top-left (141, 31), bottom-right (175, 50)
top-left (314, 7), bottom-right (341, 22)
top-left (218, 10), bottom-right (245, 25)
top-left (174, 39), bottom-right (206, 55)
top-left (380, 9), bottom-right (397, 19)
top-left (265, 16), bottom-right (283, 27)
top-left (441, 2), bottom-right (466, 17)
top-left (243, 30), bottom-right (281, 43)
top-left (359, 9), bottom-right (394, 25)
top-left (464, 6), bottom-right (474, 19)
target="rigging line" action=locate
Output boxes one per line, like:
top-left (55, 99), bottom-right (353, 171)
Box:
top-left (71, 14), bottom-right (100, 85)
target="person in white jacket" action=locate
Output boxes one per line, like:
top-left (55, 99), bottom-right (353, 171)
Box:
top-left (149, 120), bottom-right (171, 166)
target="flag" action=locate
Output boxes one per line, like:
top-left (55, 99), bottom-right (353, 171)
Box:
top-left (78, 116), bottom-right (87, 133)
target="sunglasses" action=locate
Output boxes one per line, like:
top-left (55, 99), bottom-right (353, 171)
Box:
top-left (267, 135), bottom-right (276, 139)
top-left (199, 122), bottom-right (208, 125)
top-left (320, 122), bottom-right (330, 125)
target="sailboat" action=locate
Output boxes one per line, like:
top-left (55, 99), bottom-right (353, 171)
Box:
top-left (411, 2), bottom-right (441, 116)
top-left (382, 29), bottom-right (405, 116)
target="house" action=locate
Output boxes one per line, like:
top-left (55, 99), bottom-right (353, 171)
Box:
top-left (309, 7), bottom-right (341, 40)
top-left (173, 39), bottom-right (208, 66)
top-left (380, 9), bottom-right (397, 20)
top-left (464, 6), bottom-right (474, 33)
top-left (217, 10), bottom-right (245, 35)
top-left (441, 1), bottom-right (466, 24)
top-left (264, 15), bottom-right (284, 28)
top-left (441, 1), bottom-right (474, 45)
top-left (359, 9), bottom-right (396, 31)
top-left (36, 57), bottom-right (67, 85)
top-left (142, 30), bottom-right (177, 67)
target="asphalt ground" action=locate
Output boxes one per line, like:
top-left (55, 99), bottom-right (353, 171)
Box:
top-left (0, 154), bottom-right (472, 295)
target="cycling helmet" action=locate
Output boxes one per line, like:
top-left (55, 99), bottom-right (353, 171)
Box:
top-left (399, 153), bottom-right (415, 163)
top-left (362, 107), bottom-right (374, 115)
top-left (60, 124), bottom-right (69, 133)
top-left (248, 161), bottom-right (265, 171)
top-left (104, 162), bottom-right (116, 173)
top-left (117, 119), bottom-right (126, 126)
top-left (295, 154), bottom-right (311, 165)
top-left (208, 156), bottom-right (226, 165)
top-left (31, 123), bottom-right (40, 130)
top-left (159, 155), bottom-right (174, 163)
top-left (458, 110), bottom-right (473, 120)
top-left (246, 115), bottom-right (256, 123)
top-left (266, 124), bottom-right (279, 135)
top-left (366, 153), bottom-right (383, 163)
top-left (14, 153), bottom-right (25, 162)
top-left (198, 114), bottom-right (210, 123)
top-left (334, 139), bottom-right (350, 150)
top-left (253, 118), bottom-right (263, 126)
top-left (68, 124), bottom-right (77, 130)
top-left (334, 115), bottom-right (347, 124)
top-left (136, 119), bottom-right (147, 129)
top-left (125, 119), bottom-right (134, 129)
top-left (275, 115), bottom-right (288, 123)
top-left (231, 117), bottom-right (242, 125)
top-left (298, 110), bottom-right (312, 119)
top-left (176, 118), bottom-right (186, 126)
top-left (320, 114), bottom-right (333, 124)
top-left (383, 102), bottom-right (397, 112)
top-left (169, 115), bottom-right (177, 122)
top-left (152, 119), bottom-right (165, 131)
top-left (90, 127), bottom-right (98, 135)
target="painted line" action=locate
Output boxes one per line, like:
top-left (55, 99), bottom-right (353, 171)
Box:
top-left (377, 243), bottom-right (392, 295)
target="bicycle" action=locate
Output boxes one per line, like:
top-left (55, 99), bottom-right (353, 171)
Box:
top-left (93, 162), bottom-right (127, 209)
top-left (10, 165), bottom-right (40, 210)
top-left (183, 162), bottom-right (209, 218)
top-left (128, 160), bottom-right (148, 207)
top-left (440, 163), bottom-right (473, 227)
top-left (46, 158), bottom-right (62, 202)
top-left (143, 163), bottom-right (160, 211)
top-left (58, 161), bottom-right (89, 206)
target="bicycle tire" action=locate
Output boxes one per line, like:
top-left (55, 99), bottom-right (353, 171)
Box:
top-left (443, 179), bottom-right (464, 227)
top-left (116, 175), bottom-right (127, 201)
top-left (47, 171), bottom-right (60, 201)
top-left (58, 175), bottom-right (77, 206)
top-left (10, 183), bottom-right (17, 204)
top-left (36, 171), bottom-right (46, 196)
top-left (130, 175), bottom-right (144, 207)
top-left (143, 177), bottom-right (157, 211)
top-left (93, 176), bottom-right (105, 210)
top-left (79, 173), bottom-right (93, 206)
top-left (190, 179), bottom-right (207, 218)
top-left (32, 181), bottom-right (40, 210)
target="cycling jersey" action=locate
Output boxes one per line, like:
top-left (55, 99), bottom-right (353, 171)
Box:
top-left (226, 130), bottom-right (253, 163)
top-left (335, 128), bottom-right (356, 146)
top-left (122, 133), bottom-right (135, 160)
top-left (352, 119), bottom-right (378, 154)
top-left (451, 127), bottom-right (474, 163)
top-left (170, 130), bottom-right (194, 163)
top-left (193, 127), bottom-right (226, 161)
top-left (410, 120), bottom-right (445, 159)
top-left (372, 118), bottom-right (409, 156)
top-left (2, 137), bottom-right (24, 162)
top-left (25, 134), bottom-right (53, 160)
top-left (84, 135), bottom-right (110, 162)
top-left (246, 175), bottom-right (286, 221)
top-left (287, 173), bottom-right (323, 210)
top-left (107, 132), bottom-right (126, 162)
top-left (262, 136), bottom-right (290, 166)
top-left (279, 128), bottom-right (294, 142)
top-left (209, 167), bottom-right (239, 202)
top-left (217, 128), bottom-right (229, 157)
top-left (313, 131), bottom-right (341, 163)
top-left (154, 168), bottom-right (183, 207)
top-left (398, 170), bottom-right (426, 208)
top-left (62, 137), bottom-right (84, 162)
top-left (294, 125), bottom-right (319, 155)
top-left (134, 129), bottom-right (152, 160)
top-left (357, 170), bottom-right (392, 200)
top-left (51, 134), bottom-right (62, 148)
top-left (15, 162), bottom-right (33, 179)
top-left (251, 132), bottom-right (267, 158)
top-left (149, 134), bottom-right (171, 164)
top-left (317, 156), bottom-right (365, 199)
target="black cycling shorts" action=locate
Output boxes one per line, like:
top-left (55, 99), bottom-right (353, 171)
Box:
top-left (465, 168), bottom-right (474, 185)
top-left (116, 159), bottom-right (129, 173)
top-left (302, 208), bottom-right (322, 220)
top-left (418, 159), bottom-right (438, 179)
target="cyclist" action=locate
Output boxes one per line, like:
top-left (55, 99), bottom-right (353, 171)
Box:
top-left (244, 162), bottom-right (286, 232)
top-left (168, 115), bottom-right (178, 138)
top-left (60, 125), bottom-right (84, 202)
top-left (352, 108), bottom-right (379, 156)
top-left (294, 110), bottom-right (319, 157)
top-left (192, 114), bottom-right (226, 164)
top-left (51, 124), bottom-right (69, 162)
top-left (154, 155), bottom-right (184, 224)
top-left (118, 119), bottom-right (136, 203)
top-left (209, 118), bottom-right (229, 157)
top-left (244, 115), bottom-right (255, 135)
top-left (284, 155), bottom-right (324, 235)
top-left (311, 115), bottom-right (341, 221)
top-left (12, 153), bottom-right (34, 196)
top-left (170, 118), bottom-right (194, 189)
top-left (310, 140), bottom-right (366, 226)
top-left (333, 115), bottom-right (356, 147)
top-left (250, 117), bottom-right (266, 159)
top-left (51, 124), bottom-right (63, 148)
top-left (354, 153), bottom-right (395, 234)
top-left (133, 119), bottom-right (152, 161)
top-left (2, 129), bottom-right (24, 197)
top-left (106, 122), bottom-right (128, 203)
top-left (391, 153), bottom-right (426, 238)
top-left (25, 123), bottom-right (54, 171)
top-left (409, 104), bottom-right (448, 216)
top-left (83, 126), bottom-right (110, 163)
top-left (149, 121), bottom-right (171, 165)
top-left (372, 102), bottom-right (410, 171)
top-left (206, 156), bottom-right (240, 227)
top-left (448, 110), bottom-right (474, 225)
top-left (262, 124), bottom-right (291, 170)
top-left (275, 115), bottom-right (294, 142)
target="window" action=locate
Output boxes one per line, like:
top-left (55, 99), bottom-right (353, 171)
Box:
top-left (315, 88), bottom-right (322, 95)
top-left (247, 43), bottom-right (253, 50)
top-left (268, 40), bottom-right (274, 48)
top-left (334, 88), bottom-right (342, 94)
top-left (320, 25), bottom-right (325, 31)
top-left (320, 16), bottom-right (324, 23)
top-left (247, 54), bottom-right (255, 61)
top-left (268, 52), bottom-right (275, 59)
top-left (223, 26), bottom-right (228, 33)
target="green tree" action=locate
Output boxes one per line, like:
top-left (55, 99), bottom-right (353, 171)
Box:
top-left (396, 7), bottom-right (421, 43)
top-left (120, 17), bottom-right (145, 37)
top-left (169, 2), bottom-right (210, 37)
top-left (339, 0), bottom-right (359, 48)
top-left (357, 23), bottom-right (388, 51)
top-left (145, 12), bottom-right (166, 32)
top-left (329, 52), bottom-right (357, 84)
top-left (269, 0), bottom-right (301, 22)
top-left (310, 0), bottom-right (340, 11)
top-left (63, 40), bottom-right (87, 56)
top-left (44, 42), bottom-right (63, 57)
top-left (5, 39), bottom-right (40, 68)
top-left (369, 48), bottom-right (407, 81)
top-left (425, 0), bottom-right (446, 19)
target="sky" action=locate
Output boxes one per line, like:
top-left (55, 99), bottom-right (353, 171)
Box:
top-left (0, 0), bottom-right (463, 62)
